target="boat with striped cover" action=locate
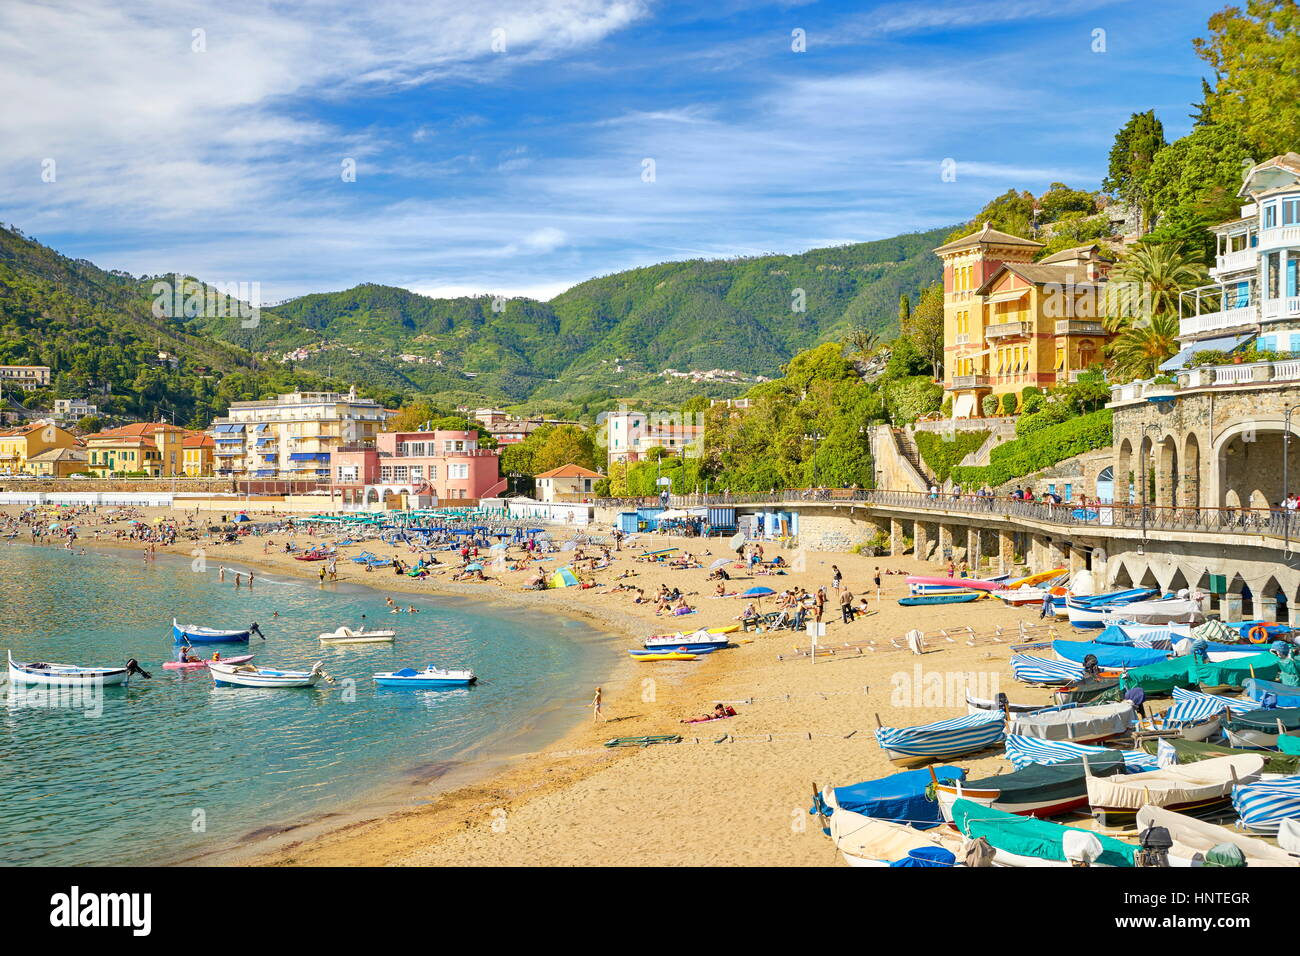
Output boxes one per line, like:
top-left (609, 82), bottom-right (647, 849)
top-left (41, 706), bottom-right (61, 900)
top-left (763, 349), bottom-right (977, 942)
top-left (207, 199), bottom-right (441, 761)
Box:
top-left (1011, 655), bottom-right (1085, 685)
top-left (1135, 806), bottom-right (1299, 868)
top-left (1085, 753), bottom-right (1264, 828)
top-left (1233, 776), bottom-right (1300, 833)
top-left (1004, 734), bottom-right (1157, 771)
top-left (1092, 623), bottom-right (1184, 649)
top-left (934, 753), bottom-right (1128, 821)
top-left (1006, 701), bottom-right (1135, 744)
top-left (948, 798), bottom-right (1136, 867)
top-left (873, 711), bottom-right (1006, 767)
top-left (1148, 687), bottom-right (1250, 741)
top-left (1223, 706), bottom-right (1300, 749)
top-left (1051, 640), bottom-right (1169, 670)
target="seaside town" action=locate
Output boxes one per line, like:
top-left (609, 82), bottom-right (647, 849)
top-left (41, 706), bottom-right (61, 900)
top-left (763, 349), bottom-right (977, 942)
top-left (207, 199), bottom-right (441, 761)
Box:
top-left (5, 0), bottom-right (1300, 921)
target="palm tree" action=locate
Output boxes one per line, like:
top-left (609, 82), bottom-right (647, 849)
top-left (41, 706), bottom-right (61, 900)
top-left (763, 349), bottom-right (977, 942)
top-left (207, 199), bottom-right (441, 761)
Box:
top-left (1103, 242), bottom-right (1207, 332)
top-left (1107, 313), bottom-right (1180, 381)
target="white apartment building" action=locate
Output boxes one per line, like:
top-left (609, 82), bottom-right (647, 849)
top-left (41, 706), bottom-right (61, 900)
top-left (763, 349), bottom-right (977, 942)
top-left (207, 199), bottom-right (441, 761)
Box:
top-left (208, 387), bottom-right (391, 479)
top-left (53, 398), bottom-right (99, 420)
top-left (0, 365), bottom-right (51, 390)
top-left (604, 409), bottom-right (703, 464)
top-left (1173, 153), bottom-right (1300, 364)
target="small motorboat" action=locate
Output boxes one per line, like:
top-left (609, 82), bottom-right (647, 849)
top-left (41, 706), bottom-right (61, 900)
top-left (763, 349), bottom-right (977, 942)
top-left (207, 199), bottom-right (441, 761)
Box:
top-left (373, 666), bottom-right (477, 687)
top-left (7, 651), bottom-right (150, 686)
top-left (210, 660), bottom-right (326, 688)
top-left (318, 625), bottom-right (396, 645)
top-left (173, 618), bottom-right (258, 645)
top-left (163, 653), bottom-right (254, 671)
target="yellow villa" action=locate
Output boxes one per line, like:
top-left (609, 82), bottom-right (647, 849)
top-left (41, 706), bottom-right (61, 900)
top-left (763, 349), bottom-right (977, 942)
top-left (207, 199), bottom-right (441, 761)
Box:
top-left (0, 423), bottom-right (79, 474)
top-left (935, 224), bottom-right (1115, 418)
top-left (84, 422), bottom-right (188, 477)
top-left (182, 432), bottom-right (215, 477)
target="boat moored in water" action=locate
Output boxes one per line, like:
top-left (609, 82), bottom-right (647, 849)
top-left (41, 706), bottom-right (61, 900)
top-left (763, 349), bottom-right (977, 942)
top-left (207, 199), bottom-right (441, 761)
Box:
top-left (210, 660), bottom-right (326, 688)
top-left (372, 665), bottom-right (477, 687)
top-left (173, 618), bottom-right (258, 645)
top-left (7, 651), bottom-right (150, 686)
top-left (318, 626), bottom-right (396, 645)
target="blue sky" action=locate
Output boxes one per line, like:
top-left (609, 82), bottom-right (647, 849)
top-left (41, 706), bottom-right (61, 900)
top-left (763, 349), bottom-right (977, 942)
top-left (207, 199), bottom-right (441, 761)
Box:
top-left (1, 0), bottom-right (1225, 301)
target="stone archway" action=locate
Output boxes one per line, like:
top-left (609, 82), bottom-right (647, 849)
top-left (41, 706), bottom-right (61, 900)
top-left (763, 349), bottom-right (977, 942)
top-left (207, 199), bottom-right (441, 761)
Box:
top-left (1115, 439), bottom-right (1133, 505)
top-left (1156, 434), bottom-right (1179, 510)
top-left (1211, 419), bottom-right (1300, 511)
top-left (1182, 433), bottom-right (1201, 511)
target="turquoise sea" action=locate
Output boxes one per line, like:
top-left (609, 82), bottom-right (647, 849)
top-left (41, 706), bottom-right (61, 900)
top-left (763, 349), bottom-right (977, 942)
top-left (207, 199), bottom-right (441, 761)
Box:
top-left (0, 543), bottom-right (610, 866)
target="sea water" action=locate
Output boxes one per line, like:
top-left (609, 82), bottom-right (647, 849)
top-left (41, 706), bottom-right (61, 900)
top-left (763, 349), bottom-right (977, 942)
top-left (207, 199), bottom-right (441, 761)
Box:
top-left (0, 543), bottom-right (610, 865)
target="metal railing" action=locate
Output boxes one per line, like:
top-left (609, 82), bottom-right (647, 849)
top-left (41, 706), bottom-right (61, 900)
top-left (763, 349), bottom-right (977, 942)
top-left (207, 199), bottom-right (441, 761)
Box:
top-left (593, 488), bottom-right (1300, 540)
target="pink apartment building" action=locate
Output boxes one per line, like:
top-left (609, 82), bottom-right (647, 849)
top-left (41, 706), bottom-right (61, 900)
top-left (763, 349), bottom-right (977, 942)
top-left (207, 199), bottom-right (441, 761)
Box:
top-left (331, 429), bottom-right (506, 509)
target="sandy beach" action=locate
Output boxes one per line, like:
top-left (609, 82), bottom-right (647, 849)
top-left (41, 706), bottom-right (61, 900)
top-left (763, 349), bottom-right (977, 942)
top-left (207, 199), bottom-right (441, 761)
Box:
top-left (5, 504), bottom-right (1060, 866)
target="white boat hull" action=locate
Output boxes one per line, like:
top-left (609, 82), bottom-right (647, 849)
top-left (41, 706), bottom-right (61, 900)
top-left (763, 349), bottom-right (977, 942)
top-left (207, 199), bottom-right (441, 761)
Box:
top-left (318, 626), bottom-right (396, 644)
top-left (210, 662), bottom-right (323, 688)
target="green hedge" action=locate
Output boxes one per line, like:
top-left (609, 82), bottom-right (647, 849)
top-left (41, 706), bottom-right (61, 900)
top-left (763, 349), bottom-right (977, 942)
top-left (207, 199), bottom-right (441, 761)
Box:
top-left (951, 409), bottom-right (1112, 488)
top-left (913, 429), bottom-right (990, 483)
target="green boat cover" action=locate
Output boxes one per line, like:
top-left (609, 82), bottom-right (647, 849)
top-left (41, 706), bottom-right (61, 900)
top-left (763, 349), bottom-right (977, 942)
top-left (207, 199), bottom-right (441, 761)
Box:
top-left (964, 753), bottom-right (1127, 806)
top-left (1122, 653), bottom-right (1281, 694)
top-left (1277, 735), bottom-right (1300, 757)
top-left (1224, 707), bottom-right (1300, 733)
top-left (948, 798), bottom-right (1136, 867)
top-left (1055, 679), bottom-right (1122, 705)
top-left (1204, 843), bottom-right (1247, 867)
top-left (1139, 737), bottom-right (1300, 774)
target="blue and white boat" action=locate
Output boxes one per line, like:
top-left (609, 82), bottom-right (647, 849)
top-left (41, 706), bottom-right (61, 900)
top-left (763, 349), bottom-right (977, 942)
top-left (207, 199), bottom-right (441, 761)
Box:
top-left (7, 650), bottom-right (149, 687)
top-left (373, 665), bottom-right (477, 688)
top-left (1051, 639), bottom-right (1169, 670)
top-left (874, 711), bottom-right (1006, 766)
top-left (210, 660), bottom-right (324, 688)
top-left (173, 618), bottom-right (255, 645)
top-left (1065, 588), bottom-right (1158, 629)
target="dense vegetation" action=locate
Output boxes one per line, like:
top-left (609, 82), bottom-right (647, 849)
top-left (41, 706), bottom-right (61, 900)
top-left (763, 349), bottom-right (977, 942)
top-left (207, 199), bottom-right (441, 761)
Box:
top-left (950, 409), bottom-right (1114, 489)
top-left (913, 430), bottom-right (990, 483)
top-left (0, 227), bottom-right (400, 425)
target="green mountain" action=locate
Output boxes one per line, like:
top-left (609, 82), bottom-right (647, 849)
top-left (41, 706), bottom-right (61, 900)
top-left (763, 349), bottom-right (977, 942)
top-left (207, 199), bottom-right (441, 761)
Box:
top-left (0, 221), bottom-right (949, 422)
top-left (0, 225), bottom-right (372, 425)
top-left (188, 226), bottom-right (949, 411)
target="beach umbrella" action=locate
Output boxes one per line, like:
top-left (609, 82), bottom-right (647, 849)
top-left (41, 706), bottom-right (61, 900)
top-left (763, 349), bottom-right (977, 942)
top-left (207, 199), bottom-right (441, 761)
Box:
top-left (740, 586), bottom-right (775, 598)
top-left (729, 532), bottom-right (745, 550)
top-left (708, 558), bottom-right (730, 570)
top-left (465, 563), bottom-right (483, 571)
top-left (489, 541), bottom-right (508, 551)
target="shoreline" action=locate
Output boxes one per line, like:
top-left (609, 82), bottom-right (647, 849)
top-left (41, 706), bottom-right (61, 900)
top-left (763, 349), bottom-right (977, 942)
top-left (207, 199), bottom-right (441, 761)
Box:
top-left (60, 534), bottom-right (646, 867)
top-left (8, 507), bottom-right (1048, 866)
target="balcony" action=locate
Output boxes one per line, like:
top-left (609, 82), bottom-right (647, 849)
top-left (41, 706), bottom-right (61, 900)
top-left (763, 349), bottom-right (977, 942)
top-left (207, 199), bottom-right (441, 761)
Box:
top-left (1261, 297), bottom-right (1300, 321)
top-left (1055, 319), bottom-right (1105, 335)
top-left (1212, 248), bottom-right (1257, 277)
top-left (949, 374), bottom-right (990, 390)
top-left (1179, 306), bottom-right (1256, 338)
top-left (1258, 225), bottom-right (1300, 250)
top-left (984, 320), bottom-right (1032, 339)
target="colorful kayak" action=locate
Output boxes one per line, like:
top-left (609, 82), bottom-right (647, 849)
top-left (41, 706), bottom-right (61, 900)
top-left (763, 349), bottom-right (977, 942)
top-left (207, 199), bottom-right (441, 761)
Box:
top-left (1005, 568), bottom-right (1067, 589)
top-left (898, 592), bottom-right (982, 606)
top-left (631, 652), bottom-right (699, 661)
top-left (163, 653), bottom-right (253, 671)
